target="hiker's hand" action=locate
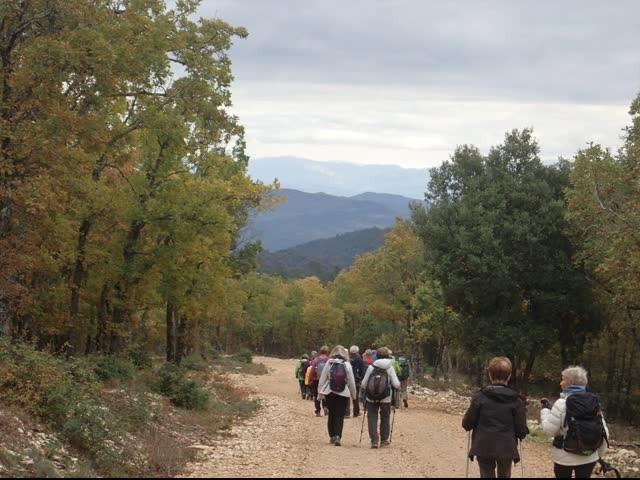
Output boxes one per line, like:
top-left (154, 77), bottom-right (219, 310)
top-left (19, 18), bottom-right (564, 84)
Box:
top-left (540, 398), bottom-right (551, 409)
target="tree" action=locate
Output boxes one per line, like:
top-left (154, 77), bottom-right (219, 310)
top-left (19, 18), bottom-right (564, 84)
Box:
top-left (413, 129), bottom-right (599, 389)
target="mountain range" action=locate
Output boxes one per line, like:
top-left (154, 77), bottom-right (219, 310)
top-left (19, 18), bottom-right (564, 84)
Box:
top-left (248, 156), bottom-right (430, 199)
top-left (245, 189), bottom-right (419, 251)
top-left (258, 227), bottom-right (388, 282)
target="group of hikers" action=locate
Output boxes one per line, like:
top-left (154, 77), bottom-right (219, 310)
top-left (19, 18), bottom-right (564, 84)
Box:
top-left (295, 349), bottom-right (613, 479)
top-left (295, 345), bottom-right (412, 448)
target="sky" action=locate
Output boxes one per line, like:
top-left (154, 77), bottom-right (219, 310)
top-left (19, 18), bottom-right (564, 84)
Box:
top-left (198, 1), bottom-right (640, 169)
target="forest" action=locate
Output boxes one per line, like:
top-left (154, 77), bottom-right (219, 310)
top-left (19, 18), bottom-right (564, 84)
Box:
top-left (1, 0), bottom-right (639, 424)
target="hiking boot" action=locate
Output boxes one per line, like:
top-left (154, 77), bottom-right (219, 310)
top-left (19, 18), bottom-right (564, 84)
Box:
top-left (380, 440), bottom-right (390, 448)
top-left (403, 399), bottom-right (409, 408)
top-left (334, 436), bottom-right (341, 446)
top-left (315, 412), bottom-right (321, 417)
top-left (370, 443), bottom-right (378, 449)
top-left (329, 436), bottom-right (336, 445)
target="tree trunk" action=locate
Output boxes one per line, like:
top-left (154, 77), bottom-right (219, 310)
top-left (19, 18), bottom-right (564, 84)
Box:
top-left (67, 218), bottom-right (92, 354)
top-left (521, 347), bottom-right (537, 395)
top-left (166, 301), bottom-right (175, 363)
top-left (175, 310), bottom-right (187, 364)
top-left (95, 284), bottom-right (111, 352)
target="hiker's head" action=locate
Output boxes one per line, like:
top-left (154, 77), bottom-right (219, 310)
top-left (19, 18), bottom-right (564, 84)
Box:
top-left (311, 350), bottom-right (318, 359)
top-left (319, 345), bottom-right (330, 355)
top-left (376, 347), bottom-right (390, 359)
top-left (331, 345), bottom-right (349, 360)
top-left (397, 350), bottom-right (405, 357)
top-left (301, 354), bottom-right (309, 360)
top-left (561, 366), bottom-right (588, 389)
top-left (487, 357), bottom-right (512, 384)
top-left (350, 345), bottom-right (359, 354)
top-left (364, 349), bottom-right (372, 356)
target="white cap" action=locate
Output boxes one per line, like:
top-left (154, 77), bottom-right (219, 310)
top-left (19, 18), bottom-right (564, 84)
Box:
top-left (349, 345), bottom-right (359, 354)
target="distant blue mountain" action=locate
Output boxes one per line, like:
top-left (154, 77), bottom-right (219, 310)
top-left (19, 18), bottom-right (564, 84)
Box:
top-left (245, 189), bottom-right (421, 251)
top-left (248, 156), bottom-right (429, 199)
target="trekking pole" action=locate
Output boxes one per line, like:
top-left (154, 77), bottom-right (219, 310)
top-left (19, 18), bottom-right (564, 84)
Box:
top-left (520, 440), bottom-right (525, 478)
top-left (465, 431), bottom-right (471, 479)
top-left (359, 401), bottom-right (367, 444)
top-left (390, 404), bottom-right (396, 443)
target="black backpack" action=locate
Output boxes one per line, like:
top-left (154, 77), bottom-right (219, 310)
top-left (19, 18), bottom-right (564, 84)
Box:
top-left (554, 392), bottom-right (607, 456)
top-left (366, 366), bottom-right (390, 401)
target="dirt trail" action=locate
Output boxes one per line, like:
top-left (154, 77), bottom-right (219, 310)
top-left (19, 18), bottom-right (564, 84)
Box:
top-left (186, 356), bottom-right (554, 478)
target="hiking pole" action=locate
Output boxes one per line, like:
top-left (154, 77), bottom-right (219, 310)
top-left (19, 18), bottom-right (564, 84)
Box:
top-left (390, 405), bottom-right (396, 443)
top-left (359, 401), bottom-right (367, 444)
top-left (465, 431), bottom-right (471, 479)
top-left (520, 440), bottom-right (525, 478)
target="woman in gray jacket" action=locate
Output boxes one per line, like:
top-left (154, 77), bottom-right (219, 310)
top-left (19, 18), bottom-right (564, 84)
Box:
top-left (318, 345), bottom-right (357, 446)
top-left (540, 366), bottom-right (609, 478)
top-left (360, 347), bottom-right (401, 449)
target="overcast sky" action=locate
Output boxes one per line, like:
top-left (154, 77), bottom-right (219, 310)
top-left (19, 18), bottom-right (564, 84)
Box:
top-left (199, 0), bottom-right (640, 168)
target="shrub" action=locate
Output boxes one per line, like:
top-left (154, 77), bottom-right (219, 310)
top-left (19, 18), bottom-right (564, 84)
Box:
top-left (232, 348), bottom-right (253, 364)
top-left (91, 355), bottom-right (134, 382)
top-left (152, 363), bottom-right (209, 410)
top-left (180, 353), bottom-right (209, 371)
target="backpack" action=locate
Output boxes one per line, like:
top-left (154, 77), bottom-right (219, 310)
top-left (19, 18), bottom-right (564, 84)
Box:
top-left (366, 366), bottom-right (390, 401)
top-left (553, 392), bottom-right (606, 456)
top-left (304, 363), bottom-right (313, 386)
top-left (329, 362), bottom-right (347, 392)
top-left (298, 360), bottom-right (309, 380)
top-left (315, 358), bottom-right (327, 381)
top-left (398, 356), bottom-right (410, 381)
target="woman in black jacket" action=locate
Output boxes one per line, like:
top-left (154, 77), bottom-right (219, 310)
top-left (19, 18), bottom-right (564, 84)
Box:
top-left (462, 357), bottom-right (529, 478)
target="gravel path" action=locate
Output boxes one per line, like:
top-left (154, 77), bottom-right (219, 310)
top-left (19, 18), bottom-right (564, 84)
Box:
top-left (186, 356), bottom-right (554, 478)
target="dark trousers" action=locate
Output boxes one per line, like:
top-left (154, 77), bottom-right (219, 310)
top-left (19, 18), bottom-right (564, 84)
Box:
top-left (477, 457), bottom-right (512, 478)
top-left (311, 381), bottom-right (326, 414)
top-left (325, 393), bottom-right (349, 438)
top-left (366, 402), bottom-right (391, 444)
top-left (345, 382), bottom-right (361, 417)
top-left (554, 462), bottom-right (596, 479)
top-left (298, 380), bottom-right (306, 398)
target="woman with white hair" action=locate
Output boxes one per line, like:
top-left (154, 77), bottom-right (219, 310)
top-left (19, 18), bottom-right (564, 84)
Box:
top-left (317, 345), bottom-right (357, 446)
top-left (540, 366), bottom-right (609, 478)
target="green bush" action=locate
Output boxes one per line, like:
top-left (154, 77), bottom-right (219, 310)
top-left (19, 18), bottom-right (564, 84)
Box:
top-left (91, 355), bottom-right (134, 382)
top-left (128, 349), bottom-right (153, 370)
top-left (152, 363), bottom-right (209, 410)
top-left (180, 353), bottom-right (209, 371)
top-left (232, 348), bottom-right (254, 364)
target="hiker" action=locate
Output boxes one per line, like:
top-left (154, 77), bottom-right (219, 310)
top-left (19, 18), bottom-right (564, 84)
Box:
top-left (346, 345), bottom-right (366, 417)
top-left (304, 351), bottom-right (318, 401)
top-left (540, 366), bottom-right (609, 479)
top-left (360, 347), bottom-right (401, 449)
top-left (310, 346), bottom-right (330, 416)
top-left (396, 351), bottom-right (412, 408)
top-left (363, 349), bottom-right (374, 367)
top-left (462, 357), bottom-right (529, 479)
top-left (295, 354), bottom-right (310, 400)
top-left (317, 345), bottom-right (358, 446)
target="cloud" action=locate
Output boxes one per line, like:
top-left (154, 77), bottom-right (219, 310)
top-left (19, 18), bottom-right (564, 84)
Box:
top-left (195, 0), bottom-right (639, 167)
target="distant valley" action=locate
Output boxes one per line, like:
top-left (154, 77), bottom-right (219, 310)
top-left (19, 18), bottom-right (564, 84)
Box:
top-left (246, 189), bottom-right (420, 251)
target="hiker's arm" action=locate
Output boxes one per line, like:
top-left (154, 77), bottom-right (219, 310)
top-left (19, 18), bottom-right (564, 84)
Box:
top-left (360, 367), bottom-right (372, 398)
top-left (347, 364), bottom-right (357, 400)
top-left (462, 394), bottom-right (480, 431)
top-left (295, 363), bottom-right (300, 378)
top-left (541, 398), bottom-right (564, 437)
top-left (390, 366), bottom-right (401, 389)
top-left (598, 416), bottom-right (610, 457)
top-left (515, 398), bottom-right (529, 440)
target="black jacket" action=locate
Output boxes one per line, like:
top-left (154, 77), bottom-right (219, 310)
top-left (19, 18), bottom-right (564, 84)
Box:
top-left (462, 384), bottom-right (529, 461)
top-left (349, 353), bottom-right (366, 384)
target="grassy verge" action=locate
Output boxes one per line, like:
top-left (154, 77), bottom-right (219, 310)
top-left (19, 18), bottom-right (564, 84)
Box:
top-left (0, 339), bottom-right (261, 478)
